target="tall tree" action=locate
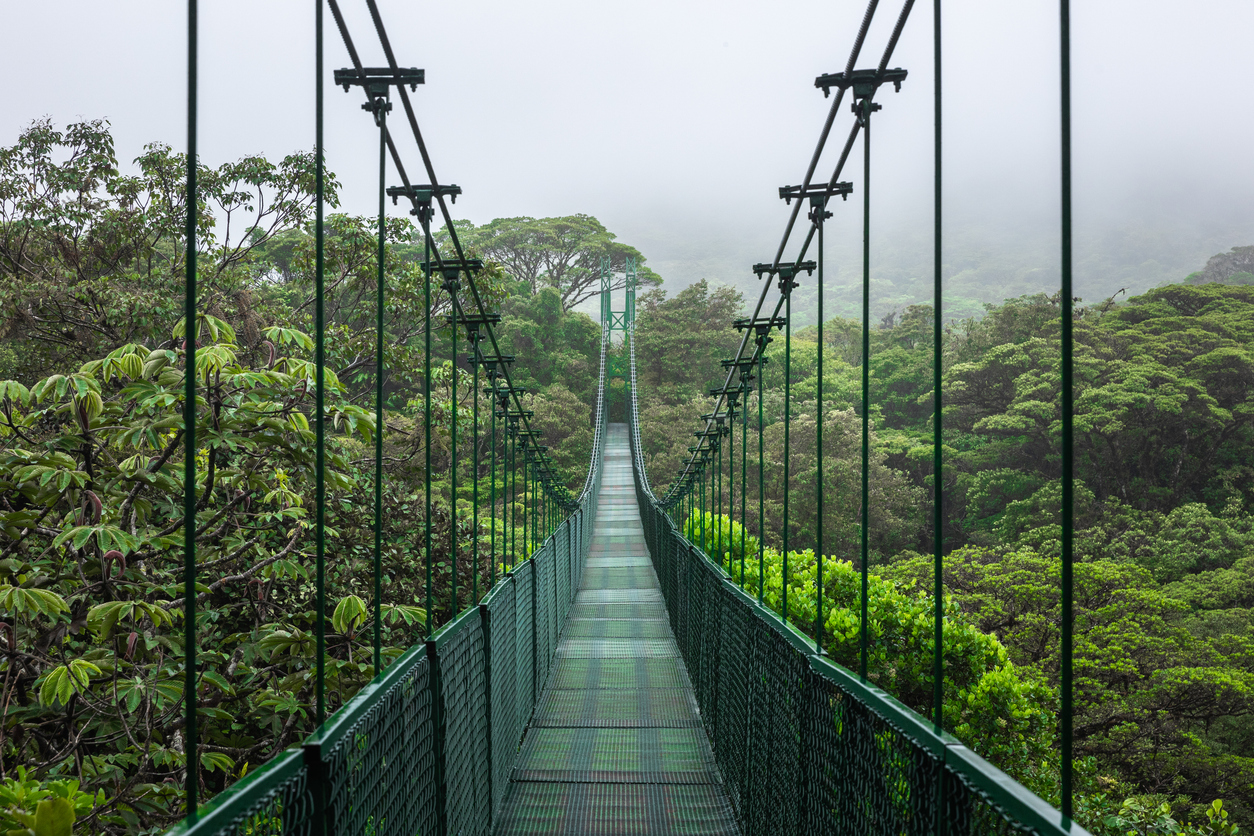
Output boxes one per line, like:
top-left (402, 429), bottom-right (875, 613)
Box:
top-left (450, 215), bottom-right (661, 311)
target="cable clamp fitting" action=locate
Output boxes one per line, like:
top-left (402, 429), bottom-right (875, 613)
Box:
top-left (813, 67), bottom-right (907, 99)
top-left (779, 181), bottom-right (853, 207)
top-left (386, 184), bottom-right (461, 223)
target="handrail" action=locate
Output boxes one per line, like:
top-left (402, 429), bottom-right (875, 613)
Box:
top-left (625, 329), bottom-right (1087, 836)
top-left (168, 338), bottom-right (608, 836)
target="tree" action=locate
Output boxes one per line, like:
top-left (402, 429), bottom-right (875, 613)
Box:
top-left (633, 280), bottom-right (743, 404)
top-left (450, 215), bottom-right (661, 311)
top-left (0, 119), bottom-right (333, 383)
top-left (494, 287), bottom-right (602, 405)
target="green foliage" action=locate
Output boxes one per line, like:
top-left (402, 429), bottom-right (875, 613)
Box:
top-left (496, 288), bottom-right (601, 406)
top-left (445, 215), bottom-right (661, 311)
top-left (636, 276), bottom-right (1254, 828)
top-left (683, 511), bottom-right (1058, 796)
top-left (0, 768), bottom-right (102, 836)
top-left (633, 280), bottom-right (744, 405)
top-left (0, 118), bottom-right (578, 834)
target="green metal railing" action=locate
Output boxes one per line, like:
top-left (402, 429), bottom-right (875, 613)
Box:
top-left (169, 0), bottom-right (610, 829)
top-left (638, 0), bottom-right (1087, 832)
top-left (628, 331), bottom-right (1082, 836)
top-left (163, 0), bottom-right (1091, 831)
top-left (169, 332), bottom-right (606, 836)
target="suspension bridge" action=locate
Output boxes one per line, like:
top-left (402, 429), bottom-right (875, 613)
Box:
top-left (162, 0), bottom-right (1092, 833)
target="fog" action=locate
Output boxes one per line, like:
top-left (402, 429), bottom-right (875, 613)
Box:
top-left (3, 0), bottom-right (1252, 318)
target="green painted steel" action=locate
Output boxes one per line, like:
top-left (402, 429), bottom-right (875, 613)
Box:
top-left (627, 331), bottom-right (1088, 836)
top-left (182, 0), bottom-right (199, 817)
top-left (1059, 0), bottom-right (1076, 817)
top-left (161, 1), bottom-right (1097, 833)
top-left (493, 424), bottom-right (738, 835)
top-left (167, 326), bottom-right (607, 836)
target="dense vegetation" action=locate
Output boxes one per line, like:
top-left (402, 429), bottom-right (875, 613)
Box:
top-left (1, 116), bottom-right (1249, 835)
top-left (0, 121), bottom-right (608, 833)
top-left (634, 279), bottom-right (1254, 833)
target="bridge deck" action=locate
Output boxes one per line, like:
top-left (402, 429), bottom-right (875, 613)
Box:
top-left (494, 424), bottom-right (739, 835)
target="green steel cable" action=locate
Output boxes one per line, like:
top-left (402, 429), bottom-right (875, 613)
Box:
top-left (860, 94), bottom-right (873, 682)
top-left (704, 452), bottom-right (710, 549)
top-left (699, 461), bottom-right (706, 550)
top-left (489, 387), bottom-right (496, 583)
top-left (717, 431), bottom-right (727, 561)
top-left (502, 418), bottom-right (509, 570)
top-left (450, 274), bottom-right (458, 615)
top-left (740, 375), bottom-right (748, 583)
top-left (313, 0), bottom-right (327, 729)
top-left (183, 0), bottom-right (198, 815)
top-left (522, 453), bottom-right (528, 557)
top-left (727, 409), bottom-right (734, 574)
top-left (372, 95), bottom-right (386, 674)
top-left (509, 428), bottom-right (516, 565)
top-left (423, 214), bottom-right (433, 638)
top-left (471, 335), bottom-right (480, 602)
top-left (815, 202), bottom-right (826, 653)
top-left (1060, 0), bottom-right (1075, 817)
top-left (522, 442), bottom-right (527, 557)
top-left (783, 287), bottom-right (791, 627)
top-left (758, 345), bottom-right (766, 604)
top-left (933, 0), bottom-right (945, 734)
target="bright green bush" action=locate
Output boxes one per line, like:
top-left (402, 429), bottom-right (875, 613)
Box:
top-left (682, 510), bottom-right (1058, 796)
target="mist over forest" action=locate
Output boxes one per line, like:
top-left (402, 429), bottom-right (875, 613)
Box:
top-left (632, 205), bottom-right (1254, 326)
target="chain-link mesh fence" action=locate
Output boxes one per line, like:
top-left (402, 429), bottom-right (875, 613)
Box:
top-left (626, 367), bottom-right (1087, 836)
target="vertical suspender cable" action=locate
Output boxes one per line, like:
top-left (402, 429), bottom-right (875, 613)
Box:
top-left (1059, 0), bottom-right (1075, 819)
top-left (472, 340), bottom-right (480, 601)
top-left (313, 0), bottom-right (327, 728)
top-left (860, 95), bottom-right (873, 682)
top-left (727, 410), bottom-right (734, 573)
top-left (757, 346), bottom-right (765, 604)
top-left (732, 373), bottom-right (742, 579)
top-left (373, 98), bottom-right (386, 673)
top-left (716, 431), bottom-right (722, 561)
top-left (816, 210), bottom-right (826, 653)
top-left (450, 282), bottom-right (459, 615)
top-left (509, 430), bottom-right (516, 565)
top-left (932, 0), bottom-right (945, 733)
top-left (489, 389), bottom-right (496, 583)
top-left (423, 217), bottom-right (433, 637)
top-left (699, 462), bottom-right (706, 550)
top-left (782, 290), bottom-right (792, 626)
top-left (183, 0), bottom-right (199, 815)
top-left (699, 456), bottom-right (704, 548)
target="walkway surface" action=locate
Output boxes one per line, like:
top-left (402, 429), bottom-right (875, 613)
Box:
top-left (494, 423), bottom-right (739, 835)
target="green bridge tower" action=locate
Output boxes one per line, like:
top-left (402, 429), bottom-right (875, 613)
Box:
top-left (602, 256), bottom-right (636, 416)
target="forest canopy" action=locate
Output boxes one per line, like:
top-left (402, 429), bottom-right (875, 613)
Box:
top-left (0, 120), bottom-right (611, 833)
top-left (633, 279), bottom-right (1254, 833)
top-left (0, 117), bottom-right (1251, 836)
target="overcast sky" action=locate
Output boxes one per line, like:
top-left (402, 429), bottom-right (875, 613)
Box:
top-left (4, 1), bottom-right (1253, 309)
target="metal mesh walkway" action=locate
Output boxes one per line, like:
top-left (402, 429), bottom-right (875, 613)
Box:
top-left (494, 424), bottom-right (739, 835)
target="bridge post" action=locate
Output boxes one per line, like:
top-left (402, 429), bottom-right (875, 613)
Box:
top-left (426, 637), bottom-right (448, 836)
top-left (479, 602), bottom-right (494, 829)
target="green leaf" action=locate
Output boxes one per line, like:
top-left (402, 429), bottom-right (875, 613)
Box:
top-left (0, 585), bottom-right (69, 619)
top-left (33, 796), bottom-right (74, 836)
top-left (200, 671), bottom-right (233, 695)
top-left (332, 595), bottom-right (368, 635)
